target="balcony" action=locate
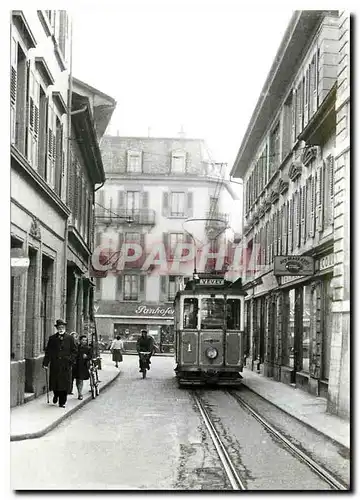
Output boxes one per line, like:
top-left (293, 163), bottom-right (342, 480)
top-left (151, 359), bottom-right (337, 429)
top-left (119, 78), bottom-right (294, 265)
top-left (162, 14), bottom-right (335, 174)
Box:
top-left (95, 207), bottom-right (156, 226)
top-left (205, 212), bottom-right (229, 235)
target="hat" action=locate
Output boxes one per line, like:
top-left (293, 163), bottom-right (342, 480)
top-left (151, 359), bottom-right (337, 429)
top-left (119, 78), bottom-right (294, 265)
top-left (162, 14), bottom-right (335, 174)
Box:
top-left (55, 319), bottom-right (67, 328)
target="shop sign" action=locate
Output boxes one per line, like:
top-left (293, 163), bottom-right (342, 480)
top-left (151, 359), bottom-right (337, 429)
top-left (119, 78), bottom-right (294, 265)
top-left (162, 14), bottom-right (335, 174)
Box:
top-left (274, 256), bottom-right (315, 276)
top-left (134, 305), bottom-right (174, 317)
top-left (317, 253), bottom-right (334, 272)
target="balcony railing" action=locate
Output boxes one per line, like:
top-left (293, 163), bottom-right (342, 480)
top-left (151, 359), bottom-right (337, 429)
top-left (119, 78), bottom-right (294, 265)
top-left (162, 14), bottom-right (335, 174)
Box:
top-left (95, 208), bottom-right (156, 226)
top-left (205, 212), bottom-right (229, 233)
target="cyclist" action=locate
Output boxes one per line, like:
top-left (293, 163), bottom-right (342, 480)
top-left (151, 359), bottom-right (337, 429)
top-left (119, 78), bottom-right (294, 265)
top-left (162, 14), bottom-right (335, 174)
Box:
top-left (136, 329), bottom-right (154, 372)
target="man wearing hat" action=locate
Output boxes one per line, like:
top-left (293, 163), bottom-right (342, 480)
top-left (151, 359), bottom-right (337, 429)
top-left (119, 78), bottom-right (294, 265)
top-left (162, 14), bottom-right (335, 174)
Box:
top-left (43, 319), bottom-right (77, 408)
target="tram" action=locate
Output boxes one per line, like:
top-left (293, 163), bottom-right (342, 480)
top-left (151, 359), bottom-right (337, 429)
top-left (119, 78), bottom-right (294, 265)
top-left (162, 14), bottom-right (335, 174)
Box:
top-left (173, 273), bottom-right (246, 387)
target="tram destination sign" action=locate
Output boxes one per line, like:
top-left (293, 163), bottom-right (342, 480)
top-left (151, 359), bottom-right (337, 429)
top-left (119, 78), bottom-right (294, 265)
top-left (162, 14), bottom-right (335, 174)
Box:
top-left (199, 278), bottom-right (225, 286)
top-left (274, 255), bottom-right (315, 276)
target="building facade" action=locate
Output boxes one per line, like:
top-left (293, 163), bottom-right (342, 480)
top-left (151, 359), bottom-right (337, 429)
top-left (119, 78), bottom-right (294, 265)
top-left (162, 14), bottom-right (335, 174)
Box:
top-left (230, 11), bottom-right (350, 418)
top-left (93, 136), bottom-right (241, 347)
top-left (10, 10), bottom-right (116, 407)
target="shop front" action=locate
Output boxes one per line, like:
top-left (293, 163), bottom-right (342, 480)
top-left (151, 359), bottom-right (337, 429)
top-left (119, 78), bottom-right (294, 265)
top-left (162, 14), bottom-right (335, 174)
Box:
top-left (94, 301), bottom-right (175, 352)
top-left (244, 251), bottom-right (334, 398)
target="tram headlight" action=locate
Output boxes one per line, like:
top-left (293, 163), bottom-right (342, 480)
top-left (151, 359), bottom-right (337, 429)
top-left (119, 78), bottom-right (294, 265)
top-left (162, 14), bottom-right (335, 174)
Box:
top-left (205, 347), bottom-right (218, 360)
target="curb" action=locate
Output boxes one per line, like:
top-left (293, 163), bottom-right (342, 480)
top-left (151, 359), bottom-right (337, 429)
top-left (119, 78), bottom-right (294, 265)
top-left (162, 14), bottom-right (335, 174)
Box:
top-left (10, 370), bottom-right (121, 442)
top-left (240, 381), bottom-right (350, 452)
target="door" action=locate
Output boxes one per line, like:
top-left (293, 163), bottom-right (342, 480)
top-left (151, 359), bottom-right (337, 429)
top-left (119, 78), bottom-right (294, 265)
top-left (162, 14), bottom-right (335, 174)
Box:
top-left (126, 191), bottom-right (140, 214)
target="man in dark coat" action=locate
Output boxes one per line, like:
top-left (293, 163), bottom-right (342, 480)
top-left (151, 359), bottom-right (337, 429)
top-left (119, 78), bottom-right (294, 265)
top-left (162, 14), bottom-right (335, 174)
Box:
top-left (43, 319), bottom-right (77, 408)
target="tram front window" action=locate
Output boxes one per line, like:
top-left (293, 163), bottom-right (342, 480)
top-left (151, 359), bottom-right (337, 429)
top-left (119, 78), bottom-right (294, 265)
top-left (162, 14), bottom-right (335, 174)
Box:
top-left (201, 298), bottom-right (225, 329)
top-left (183, 298), bottom-right (198, 329)
top-left (227, 299), bottom-right (240, 329)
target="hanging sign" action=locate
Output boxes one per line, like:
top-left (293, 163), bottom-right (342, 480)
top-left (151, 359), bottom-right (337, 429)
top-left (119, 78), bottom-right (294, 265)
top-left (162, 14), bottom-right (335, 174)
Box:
top-left (274, 256), bottom-right (315, 276)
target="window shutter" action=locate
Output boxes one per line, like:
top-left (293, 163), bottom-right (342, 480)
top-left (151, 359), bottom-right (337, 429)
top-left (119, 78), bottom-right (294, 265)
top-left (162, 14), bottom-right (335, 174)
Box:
top-left (163, 232), bottom-right (169, 259)
top-left (309, 55), bottom-right (316, 117)
top-left (160, 276), bottom-right (167, 296)
top-left (327, 156), bottom-right (334, 226)
top-left (142, 191), bottom-right (149, 209)
top-left (288, 198), bottom-right (293, 252)
top-left (296, 190), bottom-right (301, 247)
top-left (118, 232), bottom-right (124, 255)
top-left (314, 50), bottom-right (319, 112)
top-left (301, 185), bottom-right (306, 245)
top-left (296, 82), bottom-right (302, 136)
top-left (316, 166), bottom-right (324, 233)
top-left (139, 275), bottom-right (145, 298)
top-left (10, 38), bottom-right (17, 144)
top-left (309, 175), bottom-right (316, 237)
top-left (273, 212), bottom-right (278, 257)
top-left (46, 102), bottom-right (56, 188)
top-left (27, 69), bottom-right (40, 168)
top-left (292, 89), bottom-right (297, 144)
top-left (303, 71), bottom-right (309, 128)
top-left (98, 189), bottom-right (105, 216)
top-left (277, 208), bottom-right (282, 255)
top-left (117, 190), bottom-right (125, 217)
top-left (116, 275), bottom-right (122, 301)
top-left (186, 191), bottom-right (194, 218)
top-left (162, 192), bottom-right (169, 217)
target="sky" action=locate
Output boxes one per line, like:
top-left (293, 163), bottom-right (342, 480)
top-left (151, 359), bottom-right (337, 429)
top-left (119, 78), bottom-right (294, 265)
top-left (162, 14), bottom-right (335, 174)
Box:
top-left (69, 1), bottom-right (294, 169)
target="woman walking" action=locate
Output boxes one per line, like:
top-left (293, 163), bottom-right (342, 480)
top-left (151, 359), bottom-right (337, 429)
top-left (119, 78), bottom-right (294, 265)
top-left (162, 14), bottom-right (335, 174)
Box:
top-left (110, 335), bottom-right (124, 368)
top-left (73, 335), bottom-right (92, 400)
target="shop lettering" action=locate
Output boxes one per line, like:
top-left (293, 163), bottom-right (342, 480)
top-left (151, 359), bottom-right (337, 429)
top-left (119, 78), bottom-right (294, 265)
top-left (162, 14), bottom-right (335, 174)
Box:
top-left (134, 305), bottom-right (174, 317)
top-left (318, 254), bottom-right (334, 271)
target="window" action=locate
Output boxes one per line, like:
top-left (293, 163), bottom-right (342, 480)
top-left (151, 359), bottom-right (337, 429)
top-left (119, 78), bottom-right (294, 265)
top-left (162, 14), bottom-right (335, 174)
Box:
top-left (226, 299), bottom-right (241, 329)
top-left (126, 191), bottom-right (140, 211)
top-left (172, 151), bottom-right (186, 173)
top-left (168, 276), bottom-right (178, 301)
top-left (124, 275), bottom-right (139, 300)
top-left (125, 232), bottom-right (141, 244)
top-left (169, 233), bottom-right (184, 258)
top-left (201, 298), bottom-right (225, 329)
top-left (183, 298), bottom-right (198, 329)
top-left (127, 151), bottom-right (142, 173)
top-left (269, 124), bottom-right (280, 177)
top-left (171, 192), bottom-right (185, 216)
top-left (284, 289), bottom-right (295, 368)
top-left (302, 285), bottom-right (311, 372)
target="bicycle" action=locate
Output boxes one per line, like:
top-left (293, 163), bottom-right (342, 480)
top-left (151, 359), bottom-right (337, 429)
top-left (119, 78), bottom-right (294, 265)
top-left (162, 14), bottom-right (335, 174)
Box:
top-left (89, 359), bottom-right (100, 398)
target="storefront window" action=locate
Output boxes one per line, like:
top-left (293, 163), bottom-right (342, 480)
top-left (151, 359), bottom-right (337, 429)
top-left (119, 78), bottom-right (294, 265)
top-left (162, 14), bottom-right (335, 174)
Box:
top-left (322, 278), bottom-right (332, 380)
top-left (302, 285), bottom-right (311, 372)
top-left (201, 298), bottom-right (225, 329)
top-left (287, 289), bottom-right (295, 368)
top-left (183, 298), bottom-right (198, 329)
top-left (226, 299), bottom-right (241, 329)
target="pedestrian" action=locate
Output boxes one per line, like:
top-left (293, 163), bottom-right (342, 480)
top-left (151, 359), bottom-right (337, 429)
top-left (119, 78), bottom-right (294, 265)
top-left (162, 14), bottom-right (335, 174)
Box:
top-left (110, 335), bottom-right (124, 368)
top-left (73, 335), bottom-right (92, 400)
top-left (69, 331), bottom-right (79, 395)
top-left (42, 319), bottom-right (77, 408)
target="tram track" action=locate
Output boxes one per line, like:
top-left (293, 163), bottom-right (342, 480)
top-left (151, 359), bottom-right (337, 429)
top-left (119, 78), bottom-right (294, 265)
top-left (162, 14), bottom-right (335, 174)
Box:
top-left (193, 389), bottom-right (348, 491)
top-left (227, 390), bottom-right (347, 491)
top-left (192, 391), bottom-right (247, 490)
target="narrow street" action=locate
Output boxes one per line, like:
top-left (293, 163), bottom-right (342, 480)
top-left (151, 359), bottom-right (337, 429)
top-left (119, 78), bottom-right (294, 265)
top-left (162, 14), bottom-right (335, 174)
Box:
top-left (11, 355), bottom-right (345, 490)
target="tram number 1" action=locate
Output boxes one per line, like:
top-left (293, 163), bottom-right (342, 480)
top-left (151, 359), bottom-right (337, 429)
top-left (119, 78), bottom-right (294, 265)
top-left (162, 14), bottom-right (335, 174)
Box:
top-left (187, 343), bottom-right (192, 352)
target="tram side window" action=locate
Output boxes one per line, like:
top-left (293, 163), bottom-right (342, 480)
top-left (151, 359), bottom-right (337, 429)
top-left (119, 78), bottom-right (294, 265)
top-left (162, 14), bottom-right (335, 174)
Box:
top-left (183, 298), bottom-right (198, 329)
top-left (227, 299), bottom-right (241, 330)
top-left (201, 298), bottom-right (225, 329)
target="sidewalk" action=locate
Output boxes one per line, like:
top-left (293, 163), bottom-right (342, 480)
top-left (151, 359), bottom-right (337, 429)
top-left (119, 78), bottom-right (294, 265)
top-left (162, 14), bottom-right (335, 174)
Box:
top-left (11, 354), bottom-right (120, 442)
top-left (241, 368), bottom-right (350, 451)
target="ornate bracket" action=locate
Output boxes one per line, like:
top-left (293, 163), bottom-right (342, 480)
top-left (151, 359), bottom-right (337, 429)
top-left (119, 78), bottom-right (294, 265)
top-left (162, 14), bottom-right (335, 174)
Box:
top-left (279, 178), bottom-right (289, 194)
top-left (264, 198), bottom-right (272, 213)
top-left (289, 160), bottom-right (303, 181)
top-left (302, 145), bottom-right (320, 166)
top-left (29, 217), bottom-right (41, 240)
top-left (270, 186), bottom-right (280, 204)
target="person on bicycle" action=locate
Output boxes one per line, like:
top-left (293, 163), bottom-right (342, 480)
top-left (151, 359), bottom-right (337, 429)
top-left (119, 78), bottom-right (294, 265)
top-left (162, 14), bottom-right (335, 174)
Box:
top-left (136, 329), bottom-right (154, 372)
top-left (73, 335), bottom-right (92, 400)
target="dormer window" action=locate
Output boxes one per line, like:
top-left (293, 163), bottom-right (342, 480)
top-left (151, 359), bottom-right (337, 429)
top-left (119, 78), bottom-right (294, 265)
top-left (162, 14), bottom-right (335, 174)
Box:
top-left (171, 150), bottom-right (186, 173)
top-left (127, 150), bottom-right (142, 173)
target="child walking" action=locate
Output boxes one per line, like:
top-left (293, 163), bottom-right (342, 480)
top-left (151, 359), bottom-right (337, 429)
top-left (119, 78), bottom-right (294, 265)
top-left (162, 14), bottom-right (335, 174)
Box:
top-left (73, 335), bottom-right (92, 400)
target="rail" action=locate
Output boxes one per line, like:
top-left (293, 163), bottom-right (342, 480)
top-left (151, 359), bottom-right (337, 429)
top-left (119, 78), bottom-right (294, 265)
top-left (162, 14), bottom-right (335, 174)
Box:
top-left (192, 391), bottom-right (247, 490)
top-left (227, 390), bottom-right (348, 491)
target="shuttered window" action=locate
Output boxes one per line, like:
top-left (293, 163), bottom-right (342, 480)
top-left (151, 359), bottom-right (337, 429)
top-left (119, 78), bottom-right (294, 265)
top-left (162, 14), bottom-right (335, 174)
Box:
top-left (309, 54), bottom-right (317, 118)
top-left (277, 208), bottom-right (282, 255)
top-left (301, 185), bottom-right (307, 245)
top-left (162, 192), bottom-right (169, 216)
top-left (288, 197), bottom-right (293, 252)
top-left (304, 69), bottom-right (310, 128)
top-left (273, 212), bottom-right (278, 258)
top-left (11, 37), bottom-right (17, 144)
top-left (292, 89), bottom-right (297, 144)
top-left (309, 175), bottom-right (316, 238)
top-left (316, 165), bottom-right (324, 233)
top-left (325, 156), bottom-right (335, 227)
top-left (46, 102), bottom-right (56, 189)
top-left (297, 80), bottom-right (303, 135)
top-left (27, 67), bottom-right (40, 169)
top-left (187, 192), bottom-right (193, 217)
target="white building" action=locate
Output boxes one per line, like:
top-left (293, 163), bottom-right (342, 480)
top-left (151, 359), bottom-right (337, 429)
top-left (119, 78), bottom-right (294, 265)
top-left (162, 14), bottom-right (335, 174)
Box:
top-left (93, 136), bottom-right (241, 346)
